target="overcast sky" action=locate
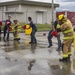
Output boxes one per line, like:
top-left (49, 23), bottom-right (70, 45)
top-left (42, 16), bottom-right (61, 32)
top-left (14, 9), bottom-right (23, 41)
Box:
top-left (0, 0), bottom-right (75, 11)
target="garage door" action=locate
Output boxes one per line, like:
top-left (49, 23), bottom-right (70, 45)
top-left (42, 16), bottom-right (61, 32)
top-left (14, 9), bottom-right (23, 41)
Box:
top-left (37, 13), bottom-right (43, 24)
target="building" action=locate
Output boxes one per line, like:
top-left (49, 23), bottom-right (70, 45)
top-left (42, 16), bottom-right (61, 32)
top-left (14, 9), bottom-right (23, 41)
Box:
top-left (0, 0), bottom-right (59, 24)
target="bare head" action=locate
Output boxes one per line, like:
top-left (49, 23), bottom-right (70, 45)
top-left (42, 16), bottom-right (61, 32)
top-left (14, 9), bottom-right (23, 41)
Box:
top-left (13, 19), bottom-right (18, 24)
top-left (8, 16), bottom-right (11, 20)
top-left (28, 17), bottom-right (32, 22)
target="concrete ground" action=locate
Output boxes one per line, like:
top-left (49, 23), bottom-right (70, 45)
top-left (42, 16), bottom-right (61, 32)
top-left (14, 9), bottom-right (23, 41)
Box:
top-left (0, 32), bottom-right (75, 75)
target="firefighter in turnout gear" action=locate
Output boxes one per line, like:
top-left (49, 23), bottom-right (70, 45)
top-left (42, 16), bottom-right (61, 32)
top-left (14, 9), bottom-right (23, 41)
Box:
top-left (58, 14), bottom-right (74, 62)
top-left (13, 20), bottom-right (21, 41)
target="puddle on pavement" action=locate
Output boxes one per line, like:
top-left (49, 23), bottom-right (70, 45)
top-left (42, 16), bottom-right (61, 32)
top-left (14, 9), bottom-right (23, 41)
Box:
top-left (0, 39), bottom-right (48, 52)
top-left (28, 60), bottom-right (36, 71)
top-left (50, 65), bottom-right (60, 69)
top-left (1, 37), bottom-right (75, 75)
top-left (5, 57), bottom-right (11, 62)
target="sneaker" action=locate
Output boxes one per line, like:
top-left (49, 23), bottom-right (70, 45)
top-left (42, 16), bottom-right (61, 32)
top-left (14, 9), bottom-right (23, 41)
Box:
top-left (48, 45), bottom-right (52, 48)
top-left (33, 42), bottom-right (37, 44)
top-left (7, 38), bottom-right (9, 41)
top-left (3, 37), bottom-right (5, 40)
top-left (56, 47), bottom-right (61, 51)
top-left (29, 42), bottom-right (33, 44)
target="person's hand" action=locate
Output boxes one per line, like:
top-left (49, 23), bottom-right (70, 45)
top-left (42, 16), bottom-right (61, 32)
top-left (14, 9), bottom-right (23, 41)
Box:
top-left (17, 29), bottom-right (20, 33)
top-left (53, 28), bottom-right (55, 31)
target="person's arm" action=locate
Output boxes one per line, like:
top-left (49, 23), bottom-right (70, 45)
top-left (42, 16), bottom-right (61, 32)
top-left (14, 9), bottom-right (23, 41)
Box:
top-left (10, 21), bottom-right (12, 25)
top-left (27, 22), bottom-right (33, 29)
top-left (30, 22), bottom-right (33, 27)
top-left (53, 21), bottom-right (58, 30)
top-left (61, 23), bottom-right (67, 32)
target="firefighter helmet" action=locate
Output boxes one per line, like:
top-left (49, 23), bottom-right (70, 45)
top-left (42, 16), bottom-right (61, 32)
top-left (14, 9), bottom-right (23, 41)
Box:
top-left (58, 14), bottom-right (66, 21)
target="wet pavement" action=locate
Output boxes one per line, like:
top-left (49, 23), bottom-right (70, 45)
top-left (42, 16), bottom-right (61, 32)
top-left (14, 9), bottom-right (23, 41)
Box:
top-left (0, 32), bottom-right (75, 75)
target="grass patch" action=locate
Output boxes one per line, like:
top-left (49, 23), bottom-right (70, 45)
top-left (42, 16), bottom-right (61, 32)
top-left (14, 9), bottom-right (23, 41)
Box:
top-left (1, 23), bottom-right (52, 32)
top-left (37, 24), bottom-right (52, 31)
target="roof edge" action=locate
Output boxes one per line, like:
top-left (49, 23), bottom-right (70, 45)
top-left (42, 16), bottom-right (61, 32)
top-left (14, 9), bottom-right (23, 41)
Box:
top-left (0, 1), bottom-right (59, 7)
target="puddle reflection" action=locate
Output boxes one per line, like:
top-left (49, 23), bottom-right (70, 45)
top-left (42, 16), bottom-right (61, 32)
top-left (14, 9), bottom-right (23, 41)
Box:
top-left (49, 61), bottom-right (72, 75)
top-left (13, 41), bottom-right (21, 50)
top-left (28, 60), bottom-right (36, 71)
top-left (2, 40), bottom-right (38, 52)
top-left (0, 37), bottom-right (1, 41)
top-left (3, 40), bottom-right (21, 52)
top-left (30, 44), bottom-right (37, 53)
top-left (71, 58), bottom-right (75, 74)
top-left (62, 62), bottom-right (71, 73)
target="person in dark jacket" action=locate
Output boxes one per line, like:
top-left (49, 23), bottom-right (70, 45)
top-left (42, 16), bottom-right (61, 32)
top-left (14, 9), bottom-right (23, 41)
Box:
top-left (0, 27), bottom-right (1, 41)
top-left (28, 17), bottom-right (37, 44)
top-left (48, 20), bottom-right (61, 51)
top-left (3, 16), bottom-right (12, 41)
top-left (0, 27), bottom-right (1, 36)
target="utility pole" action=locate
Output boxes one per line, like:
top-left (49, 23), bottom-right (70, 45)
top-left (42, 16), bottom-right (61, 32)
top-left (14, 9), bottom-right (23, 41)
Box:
top-left (1, 7), bottom-right (3, 21)
top-left (15, 7), bottom-right (18, 18)
top-left (26, 9), bottom-right (28, 23)
top-left (52, 0), bottom-right (54, 30)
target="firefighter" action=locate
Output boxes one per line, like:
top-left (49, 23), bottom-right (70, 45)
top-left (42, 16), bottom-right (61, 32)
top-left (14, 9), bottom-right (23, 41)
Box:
top-left (3, 16), bottom-right (12, 41)
top-left (58, 14), bottom-right (74, 61)
top-left (13, 20), bottom-right (21, 41)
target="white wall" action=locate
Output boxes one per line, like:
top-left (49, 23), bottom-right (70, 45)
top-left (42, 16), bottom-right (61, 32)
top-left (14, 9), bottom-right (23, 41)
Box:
top-left (0, 4), bottom-right (56, 24)
top-left (21, 5), bottom-right (55, 24)
top-left (6, 5), bottom-right (19, 11)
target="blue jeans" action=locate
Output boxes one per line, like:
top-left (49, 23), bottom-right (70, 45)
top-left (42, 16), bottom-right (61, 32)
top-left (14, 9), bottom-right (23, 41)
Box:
top-left (48, 30), bottom-right (61, 49)
top-left (4, 25), bottom-right (9, 39)
top-left (30, 30), bottom-right (37, 43)
top-left (48, 30), bottom-right (53, 46)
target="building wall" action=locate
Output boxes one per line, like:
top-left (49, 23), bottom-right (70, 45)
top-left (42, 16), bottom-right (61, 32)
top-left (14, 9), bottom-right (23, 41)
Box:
top-left (0, 7), bottom-right (6, 21)
top-left (21, 5), bottom-right (55, 24)
top-left (0, 4), bottom-right (56, 24)
top-left (6, 5), bottom-right (19, 11)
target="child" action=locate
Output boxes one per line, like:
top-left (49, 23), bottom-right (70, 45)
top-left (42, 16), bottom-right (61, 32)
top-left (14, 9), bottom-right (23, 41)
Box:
top-left (3, 16), bottom-right (12, 41)
top-left (13, 20), bottom-right (21, 41)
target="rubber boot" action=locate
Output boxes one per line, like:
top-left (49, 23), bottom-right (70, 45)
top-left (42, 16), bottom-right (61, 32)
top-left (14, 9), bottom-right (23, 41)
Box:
top-left (16, 38), bottom-right (20, 41)
top-left (59, 58), bottom-right (68, 62)
top-left (68, 55), bottom-right (71, 61)
top-left (14, 38), bottom-right (20, 41)
top-left (14, 35), bottom-right (20, 41)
